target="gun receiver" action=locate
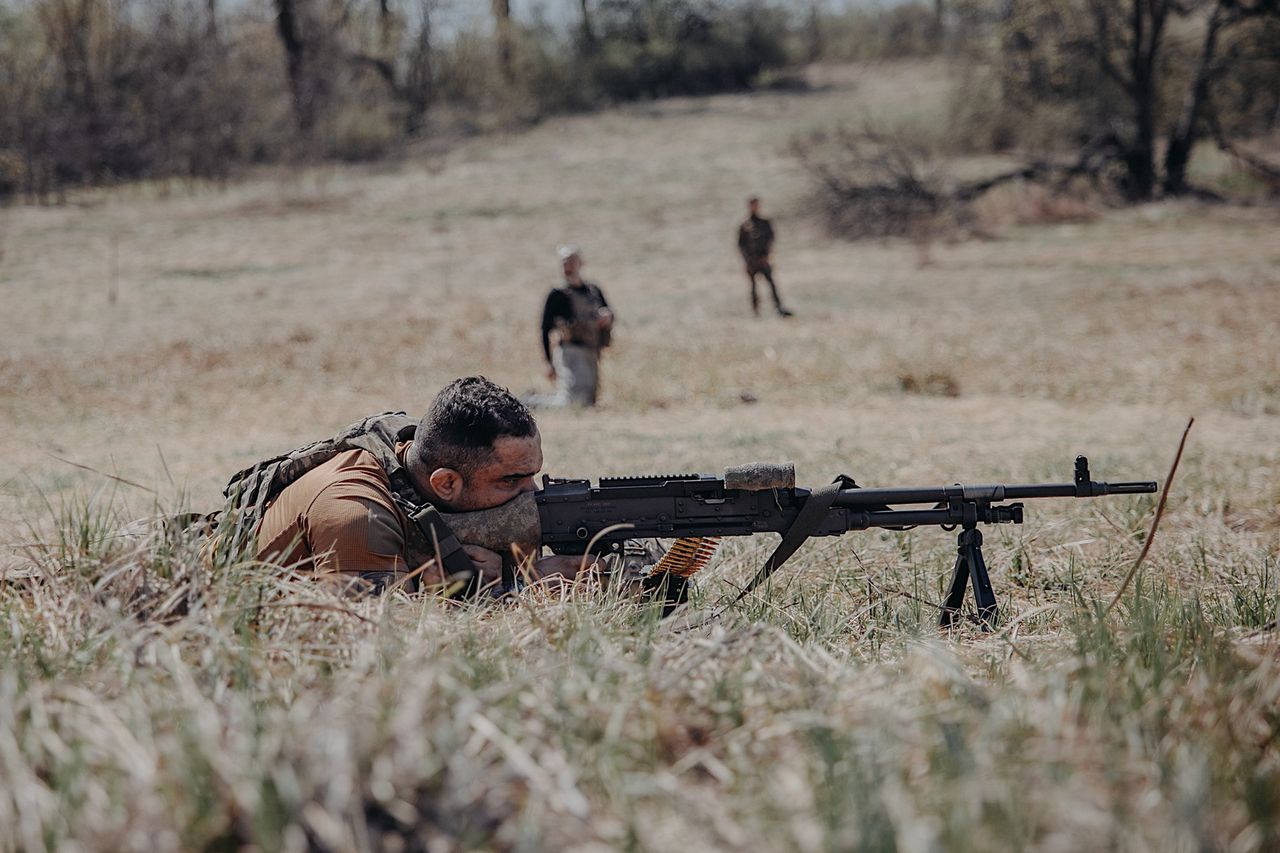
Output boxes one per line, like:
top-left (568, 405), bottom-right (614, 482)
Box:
top-left (530, 455), bottom-right (1156, 629)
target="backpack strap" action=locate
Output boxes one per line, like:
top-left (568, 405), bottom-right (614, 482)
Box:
top-left (346, 418), bottom-right (483, 594)
top-left (394, 496), bottom-right (482, 597)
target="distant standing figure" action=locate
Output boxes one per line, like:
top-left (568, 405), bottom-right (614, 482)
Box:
top-left (737, 196), bottom-right (792, 317)
top-left (537, 245), bottom-right (614, 407)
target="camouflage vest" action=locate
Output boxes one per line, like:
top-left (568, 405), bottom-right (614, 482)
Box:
top-left (221, 412), bottom-right (477, 592)
top-left (558, 283), bottom-right (610, 350)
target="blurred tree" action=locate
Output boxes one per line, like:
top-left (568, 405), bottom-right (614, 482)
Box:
top-left (346, 0), bottom-right (437, 133)
top-left (0, 0), bottom-right (798, 196)
top-left (578, 0), bottom-right (597, 52)
top-left (586, 0), bottom-right (787, 99)
top-left (273, 0), bottom-right (321, 133)
top-left (1162, 0), bottom-right (1280, 193)
top-left (805, 1), bottom-right (823, 61)
top-left (492, 0), bottom-right (514, 84)
top-left (1000, 0), bottom-right (1279, 199)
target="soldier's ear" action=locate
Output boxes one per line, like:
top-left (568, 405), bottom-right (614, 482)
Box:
top-left (429, 468), bottom-right (464, 503)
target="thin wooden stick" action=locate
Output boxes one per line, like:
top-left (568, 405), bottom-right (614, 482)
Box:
top-left (44, 451), bottom-right (157, 494)
top-left (1104, 417), bottom-right (1195, 617)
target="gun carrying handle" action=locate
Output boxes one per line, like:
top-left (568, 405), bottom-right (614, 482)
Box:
top-left (724, 461), bottom-right (796, 491)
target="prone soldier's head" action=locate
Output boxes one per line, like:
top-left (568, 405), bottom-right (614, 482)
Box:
top-left (748, 195), bottom-right (761, 216)
top-left (408, 377), bottom-right (542, 512)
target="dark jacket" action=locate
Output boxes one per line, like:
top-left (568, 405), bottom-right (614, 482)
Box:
top-left (737, 215), bottom-right (774, 261)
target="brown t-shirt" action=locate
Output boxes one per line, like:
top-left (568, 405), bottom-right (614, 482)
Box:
top-left (255, 445), bottom-right (413, 576)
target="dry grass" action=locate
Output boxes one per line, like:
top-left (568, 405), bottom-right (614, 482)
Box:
top-left (1, 59), bottom-right (1278, 850)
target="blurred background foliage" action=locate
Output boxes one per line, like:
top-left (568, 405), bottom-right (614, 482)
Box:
top-left (0, 0), bottom-right (1276, 203)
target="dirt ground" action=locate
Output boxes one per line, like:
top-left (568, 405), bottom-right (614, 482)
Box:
top-left (1, 58), bottom-right (1277, 536)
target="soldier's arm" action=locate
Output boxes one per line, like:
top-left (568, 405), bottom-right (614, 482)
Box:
top-left (305, 493), bottom-right (410, 577)
top-left (591, 284), bottom-right (612, 326)
top-left (307, 492), bottom-right (508, 592)
top-left (541, 291), bottom-right (566, 363)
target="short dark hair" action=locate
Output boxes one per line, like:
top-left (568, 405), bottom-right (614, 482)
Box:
top-left (410, 377), bottom-right (538, 476)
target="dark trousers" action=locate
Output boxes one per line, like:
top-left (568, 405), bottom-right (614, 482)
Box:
top-left (746, 260), bottom-right (784, 313)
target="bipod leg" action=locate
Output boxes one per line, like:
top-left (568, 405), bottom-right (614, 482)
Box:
top-left (939, 544), bottom-right (970, 629)
top-left (938, 527), bottom-right (999, 630)
top-left (965, 529), bottom-right (998, 628)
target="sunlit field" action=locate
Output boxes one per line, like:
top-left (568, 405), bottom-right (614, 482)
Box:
top-left (2, 59), bottom-right (1278, 851)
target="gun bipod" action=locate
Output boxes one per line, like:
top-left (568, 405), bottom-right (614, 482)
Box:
top-left (939, 523), bottom-right (1000, 631)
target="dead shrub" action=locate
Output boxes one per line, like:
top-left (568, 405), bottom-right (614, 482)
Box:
top-left (792, 123), bottom-right (1120, 241)
top-left (898, 371), bottom-right (961, 397)
top-left (790, 125), bottom-right (957, 240)
top-left (972, 182), bottom-right (1102, 229)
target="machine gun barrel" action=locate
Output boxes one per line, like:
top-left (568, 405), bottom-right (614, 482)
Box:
top-left (834, 456), bottom-right (1156, 508)
top-left (835, 479), bottom-right (1157, 508)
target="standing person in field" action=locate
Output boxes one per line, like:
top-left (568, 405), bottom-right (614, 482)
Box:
top-left (536, 244), bottom-right (614, 407)
top-left (737, 195), bottom-right (793, 317)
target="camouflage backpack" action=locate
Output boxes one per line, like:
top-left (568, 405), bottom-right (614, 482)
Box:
top-left (221, 412), bottom-right (478, 592)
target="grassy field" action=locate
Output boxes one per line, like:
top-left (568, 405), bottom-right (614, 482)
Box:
top-left (1, 59), bottom-right (1279, 851)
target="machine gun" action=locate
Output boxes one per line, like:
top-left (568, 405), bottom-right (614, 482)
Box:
top-left (444, 456), bottom-right (1156, 629)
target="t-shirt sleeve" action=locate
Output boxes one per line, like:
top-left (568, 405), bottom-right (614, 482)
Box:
top-left (304, 492), bottom-right (409, 575)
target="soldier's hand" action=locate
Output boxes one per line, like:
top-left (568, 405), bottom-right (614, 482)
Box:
top-left (546, 365), bottom-right (557, 381)
top-left (462, 545), bottom-right (504, 586)
top-left (596, 308), bottom-right (614, 331)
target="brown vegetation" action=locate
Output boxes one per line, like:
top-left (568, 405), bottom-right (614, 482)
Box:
top-left (0, 0), bottom-right (805, 200)
top-left (1, 58), bottom-right (1279, 850)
